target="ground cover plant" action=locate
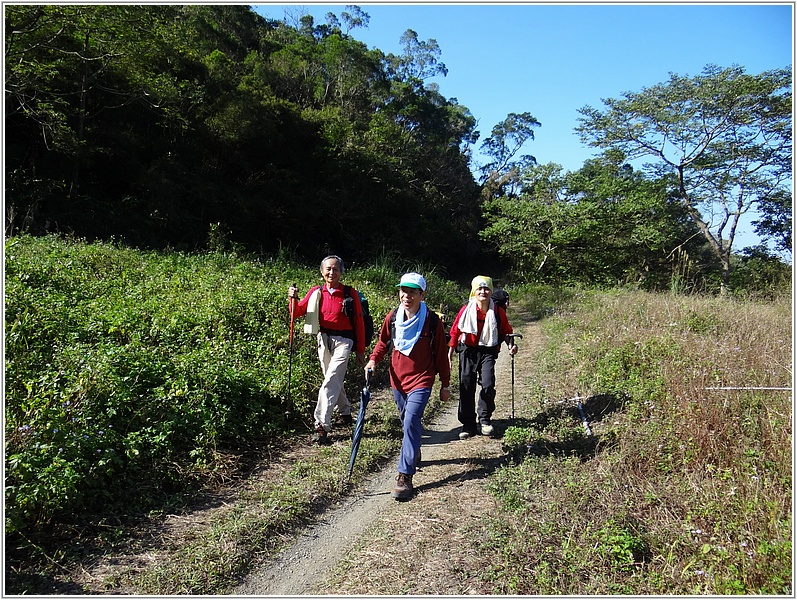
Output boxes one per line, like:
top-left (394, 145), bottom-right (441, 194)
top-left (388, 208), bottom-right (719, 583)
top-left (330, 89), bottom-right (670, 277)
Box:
top-left (4, 234), bottom-right (462, 592)
top-left (490, 286), bottom-right (792, 594)
top-left (4, 235), bottom-right (791, 594)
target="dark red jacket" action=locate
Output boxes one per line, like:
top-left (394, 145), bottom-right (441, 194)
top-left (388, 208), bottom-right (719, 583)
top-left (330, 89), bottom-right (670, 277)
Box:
top-left (369, 307), bottom-right (451, 395)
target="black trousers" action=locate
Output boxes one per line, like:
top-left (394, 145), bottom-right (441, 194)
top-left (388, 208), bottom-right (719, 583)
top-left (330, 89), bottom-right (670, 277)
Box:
top-left (457, 345), bottom-right (498, 430)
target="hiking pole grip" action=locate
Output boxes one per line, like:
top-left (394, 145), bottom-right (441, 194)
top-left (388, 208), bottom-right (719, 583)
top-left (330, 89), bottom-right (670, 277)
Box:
top-left (365, 368), bottom-right (373, 389)
top-left (507, 333), bottom-right (523, 348)
top-left (288, 283), bottom-right (298, 322)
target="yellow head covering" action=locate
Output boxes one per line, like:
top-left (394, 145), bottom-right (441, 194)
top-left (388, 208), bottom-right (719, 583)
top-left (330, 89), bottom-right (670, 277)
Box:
top-left (470, 275), bottom-right (494, 297)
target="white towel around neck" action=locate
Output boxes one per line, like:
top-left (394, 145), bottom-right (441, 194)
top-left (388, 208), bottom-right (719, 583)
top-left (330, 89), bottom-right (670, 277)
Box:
top-left (457, 298), bottom-right (498, 347)
top-left (303, 287), bottom-right (322, 334)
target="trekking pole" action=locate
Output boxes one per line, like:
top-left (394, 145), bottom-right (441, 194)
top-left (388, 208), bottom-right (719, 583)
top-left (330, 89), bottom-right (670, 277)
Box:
top-left (506, 333), bottom-right (523, 419)
top-left (286, 283), bottom-right (298, 419)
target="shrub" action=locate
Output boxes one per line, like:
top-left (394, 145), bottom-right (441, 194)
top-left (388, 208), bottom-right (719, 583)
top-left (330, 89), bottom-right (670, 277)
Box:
top-left (4, 235), bottom-right (321, 533)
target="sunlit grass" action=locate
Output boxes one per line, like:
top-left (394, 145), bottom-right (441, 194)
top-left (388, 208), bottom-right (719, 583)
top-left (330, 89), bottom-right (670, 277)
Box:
top-left (484, 288), bottom-right (792, 594)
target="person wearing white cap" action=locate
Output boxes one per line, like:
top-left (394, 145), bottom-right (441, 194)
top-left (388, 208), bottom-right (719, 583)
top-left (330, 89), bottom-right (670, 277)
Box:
top-left (448, 275), bottom-right (517, 439)
top-left (365, 272), bottom-right (451, 500)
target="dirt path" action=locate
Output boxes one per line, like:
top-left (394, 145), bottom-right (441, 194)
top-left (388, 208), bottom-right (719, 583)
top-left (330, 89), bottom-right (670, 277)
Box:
top-left (234, 319), bottom-right (543, 595)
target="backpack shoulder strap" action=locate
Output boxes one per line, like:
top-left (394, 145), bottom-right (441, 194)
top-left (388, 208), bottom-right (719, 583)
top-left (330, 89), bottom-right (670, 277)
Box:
top-left (428, 309), bottom-right (438, 334)
top-left (495, 304), bottom-right (506, 344)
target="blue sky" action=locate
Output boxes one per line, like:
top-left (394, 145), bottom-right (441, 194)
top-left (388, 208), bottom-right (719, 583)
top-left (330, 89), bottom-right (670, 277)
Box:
top-left (252, 2), bottom-right (793, 250)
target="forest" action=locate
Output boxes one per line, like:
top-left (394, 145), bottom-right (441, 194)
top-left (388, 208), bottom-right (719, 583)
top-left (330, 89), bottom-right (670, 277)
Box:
top-left (5, 4), bottom-right (792, 292)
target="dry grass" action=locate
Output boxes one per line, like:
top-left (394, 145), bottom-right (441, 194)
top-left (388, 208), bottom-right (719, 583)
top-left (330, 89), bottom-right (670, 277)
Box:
top-left (482, 289), bottom-right (792, 594)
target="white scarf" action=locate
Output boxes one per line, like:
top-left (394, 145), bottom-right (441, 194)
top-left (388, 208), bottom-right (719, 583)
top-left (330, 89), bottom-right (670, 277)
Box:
top-left (303, 287), bottom-right (322, 335)
top-left (457, 298), bottom-right (498, 347)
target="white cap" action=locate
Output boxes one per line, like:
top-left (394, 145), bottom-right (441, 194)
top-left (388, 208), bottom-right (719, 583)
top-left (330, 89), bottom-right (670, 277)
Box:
top-left (396, 272), bottom-right (427, 291)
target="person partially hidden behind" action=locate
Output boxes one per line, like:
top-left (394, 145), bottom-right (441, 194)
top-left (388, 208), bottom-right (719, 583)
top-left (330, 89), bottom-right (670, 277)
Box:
top-left (288, 255), bottom-right (366, 445)
top-left (448, 275), bottom-right (517, 439)
top-left (365, 273), bottom-right (451, 500)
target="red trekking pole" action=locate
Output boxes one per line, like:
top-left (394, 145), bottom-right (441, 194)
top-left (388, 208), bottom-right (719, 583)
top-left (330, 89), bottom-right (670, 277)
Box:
top-left (286, 283), bottom-right (298, 418)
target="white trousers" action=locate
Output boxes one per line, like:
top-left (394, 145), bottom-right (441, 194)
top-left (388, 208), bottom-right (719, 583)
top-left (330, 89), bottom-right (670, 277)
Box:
top-left (314, 332), bottom-right (353, 431)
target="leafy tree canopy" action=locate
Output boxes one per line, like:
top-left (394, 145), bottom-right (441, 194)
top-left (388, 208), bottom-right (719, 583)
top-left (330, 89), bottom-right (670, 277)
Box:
top-left (575, 64), bottom-right (792, 292)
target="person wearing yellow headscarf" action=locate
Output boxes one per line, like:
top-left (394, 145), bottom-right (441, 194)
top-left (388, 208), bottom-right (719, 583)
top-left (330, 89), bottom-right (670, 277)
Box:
top-left (447, 276), bottom-right (517, 439)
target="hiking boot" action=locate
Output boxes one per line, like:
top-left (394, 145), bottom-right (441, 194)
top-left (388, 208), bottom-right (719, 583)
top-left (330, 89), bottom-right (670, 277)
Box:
top-left (458, 428), bottom-right (477, 440)
top-left (481, 422), bottom-right (494, 436)
top-left (392, 473), bottom-right (413, 500)
top-left (334, 414), bottom-right (353, 427)
top-left (415, 448), bottom-right (422, 470)
top-left (311, 425), bottom-right (331, 445)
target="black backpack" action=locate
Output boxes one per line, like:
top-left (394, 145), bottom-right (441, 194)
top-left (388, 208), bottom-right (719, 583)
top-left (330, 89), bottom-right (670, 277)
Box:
top-left (492, 288), bottom-right (509, 310)
top-left (342, 285), bottom-right (374, 346)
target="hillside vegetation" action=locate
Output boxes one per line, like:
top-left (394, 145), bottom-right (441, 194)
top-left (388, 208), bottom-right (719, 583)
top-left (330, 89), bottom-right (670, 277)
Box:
top-left (491, 286), bottom-right (792, 594)
top-left (4, 235), bottom-right (791, 594)
top-left (6, 5), bottom-right (791, 289)
top-left (4, 235), bottom-right (460, 534)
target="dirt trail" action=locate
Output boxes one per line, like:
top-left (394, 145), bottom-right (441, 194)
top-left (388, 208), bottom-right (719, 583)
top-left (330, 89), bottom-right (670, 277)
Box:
top-left (234, 319), bottom-right (543, 595)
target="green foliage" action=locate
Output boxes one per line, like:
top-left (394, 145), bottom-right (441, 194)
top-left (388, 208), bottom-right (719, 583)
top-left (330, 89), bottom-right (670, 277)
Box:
top-left (5, 4), bottom-right (484, 274)
top-left (594, 517), bottom-right (649, 572)
top-left (480, 156), bottom-right (716, 289)
top-left (479, 111), bottom-right (541, 198)
top-left (752, 190), bottom-right (792, 254)
top-left (4, 235), bottom-right (320, 534)
top-left (576, 64), bottom-right (792, 290)
top-left (730, 245), bottom-right (793, 299)
top-left (500, 425), bottom-right (539, 456)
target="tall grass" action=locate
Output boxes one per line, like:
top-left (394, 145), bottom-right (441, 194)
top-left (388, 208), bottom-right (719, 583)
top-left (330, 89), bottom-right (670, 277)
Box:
top-left (489, 288), bottom-right (792, 594)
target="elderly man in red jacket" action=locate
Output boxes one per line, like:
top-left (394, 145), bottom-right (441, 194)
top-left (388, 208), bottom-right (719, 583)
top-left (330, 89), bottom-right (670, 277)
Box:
top-left (289, 255), bottom-right (366, 445)
top-left (366, 272), bottom-right (451, 501)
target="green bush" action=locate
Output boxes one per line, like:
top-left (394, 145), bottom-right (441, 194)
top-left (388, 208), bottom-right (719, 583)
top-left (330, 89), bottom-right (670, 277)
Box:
top-left (4, 235), bottom-right (322, 533)
top-left (5, 235), bottom-right (472, 537)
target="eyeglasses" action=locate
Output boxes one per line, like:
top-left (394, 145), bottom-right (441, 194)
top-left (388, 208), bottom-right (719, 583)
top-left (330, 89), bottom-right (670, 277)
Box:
top-left (399, 287), bottom-right (421, 296)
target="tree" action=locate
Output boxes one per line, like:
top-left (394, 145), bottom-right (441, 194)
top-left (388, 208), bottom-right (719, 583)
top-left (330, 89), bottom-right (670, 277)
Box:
top-left (479, 155), bottom-right (709, 288)
top-left (387, 28), bottom-right (448, 82)
top-left (479, 112), bottom-right (541, 199)
top-left (752, 190), bottom-right (792, 255)
top-left (5, 5), bottom-right (486, 271)
top-left (576, 64), bottom-right (792, 294)
top-left (5, 5), bottom-right (199, 232)
top-left (479, 162), bottom-right (567, 277)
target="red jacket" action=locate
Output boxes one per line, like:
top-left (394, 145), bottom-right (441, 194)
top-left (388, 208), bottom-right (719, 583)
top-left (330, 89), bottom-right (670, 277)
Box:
top-left (448, 303), bottom-right (513, 351)
top-left (291, 285), bottom-right (366, 354)
top-left (369, 308), bottom-right (451, 395)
